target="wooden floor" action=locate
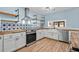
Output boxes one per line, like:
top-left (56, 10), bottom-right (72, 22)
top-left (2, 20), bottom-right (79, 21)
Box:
top-left (17, 38), bottom-right (70, 52)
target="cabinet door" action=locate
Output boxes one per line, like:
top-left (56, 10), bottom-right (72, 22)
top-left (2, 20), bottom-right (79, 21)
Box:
top-left (58, 30), bottom-right (69, 42)
top-left (0, 35), bottom-right (3, 52)
top-left (47, 32), bottom-right (52, 39)
top-left (15, 33), bottom-right (26, 49)
top-left (58, 30), bottom-right (63, 41)
top-left (47, 30), bottom-right (58, 40)
top-left (52, 32), bottom-right (58, 40)
top-left (62, 31), bottom-right (69, 42)
top-left (20, 32), bottom-right (26, 46)
top-left (15, 33), bottom-right (22, 49)
top-left (4, 34), bottom-right (15, 52)
top-left (36, 32), bottom-right (42, 40)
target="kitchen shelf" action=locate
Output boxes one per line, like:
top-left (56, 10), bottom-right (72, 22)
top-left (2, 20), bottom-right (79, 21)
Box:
top-left (0, 11), bottom-right (17, 16)
top-left (0, 20), bottom-right (18, 22)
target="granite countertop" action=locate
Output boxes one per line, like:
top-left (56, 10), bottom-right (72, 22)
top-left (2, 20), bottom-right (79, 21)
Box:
top-left (0, 29), bottom-right (26, 35)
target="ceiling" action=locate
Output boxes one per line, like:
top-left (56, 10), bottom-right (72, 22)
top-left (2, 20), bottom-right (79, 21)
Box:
top-left (29, 7), bottom-right (73, 16)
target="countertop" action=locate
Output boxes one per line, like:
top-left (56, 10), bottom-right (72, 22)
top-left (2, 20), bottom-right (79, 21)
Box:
top-left (56, 28), bottom-right (79, 31)
top-left (0, 29), bottom-right (26, 35)
top-left (37, 27), bottom-right (79, 31)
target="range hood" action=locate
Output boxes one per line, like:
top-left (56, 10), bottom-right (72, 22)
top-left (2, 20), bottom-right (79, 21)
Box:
top-left (21, 8), bottom-right (31, 22)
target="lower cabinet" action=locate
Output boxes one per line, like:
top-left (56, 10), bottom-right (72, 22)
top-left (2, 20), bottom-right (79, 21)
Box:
top-left (0, 35), bottom-right (3, 52)
top-left (15, 32), bottom-right (26, 50)
top-left (20, 32), bottom-right (26, 46)
top-left (3, 32), bottom-right (26, 52)
top-left (36, 31), bottom-right (43, 40)
top-left (58, 30), bottom-right (69, 42)
top-left (36, 29), bottom-right (59, 40)
top-left (36, 29), bottom-right (69, 42)
top-left (4, 34), bottom-right (16, 52)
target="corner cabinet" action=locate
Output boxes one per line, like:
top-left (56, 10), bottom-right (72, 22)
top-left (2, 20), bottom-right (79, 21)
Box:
top-left (36, 29), bottom-right (69, 42)
top-left (0, 35), bottom-right (3, 52)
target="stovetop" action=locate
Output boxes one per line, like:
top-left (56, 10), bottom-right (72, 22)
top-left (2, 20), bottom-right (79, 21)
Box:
top-left (26, 30), bottom-right (36, 34)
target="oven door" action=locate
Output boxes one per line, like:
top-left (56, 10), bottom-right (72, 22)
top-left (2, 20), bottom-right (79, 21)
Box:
top-left (26, 33), bottom-right (36, 44)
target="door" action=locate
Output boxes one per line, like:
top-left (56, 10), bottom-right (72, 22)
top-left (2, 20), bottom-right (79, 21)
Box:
top-left (4, 34), bottom-right (15, 52)
top-left (0, 35), bottom-right (3, 52)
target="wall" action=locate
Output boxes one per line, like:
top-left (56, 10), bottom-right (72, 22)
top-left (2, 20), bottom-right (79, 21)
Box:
top-left (0, 7), bottom-right (44, 31)
top-left (0, 7), bottom-right (25, 21)
top-left (0, 7), bottom-right (26, 31)
top-left (45, 8), bottom-right (79, 28)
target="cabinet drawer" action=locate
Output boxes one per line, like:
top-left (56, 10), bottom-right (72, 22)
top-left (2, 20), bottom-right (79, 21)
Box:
top-left (4, 34), bottom-right (14, 39)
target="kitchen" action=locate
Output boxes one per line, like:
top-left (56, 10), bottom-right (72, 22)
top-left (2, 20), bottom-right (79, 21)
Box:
top-left (0, 7), bottom-right (79, 52)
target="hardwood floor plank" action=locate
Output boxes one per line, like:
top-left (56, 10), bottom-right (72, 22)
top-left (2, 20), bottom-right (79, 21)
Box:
top-left (17, 38), bottom-right (70, 52)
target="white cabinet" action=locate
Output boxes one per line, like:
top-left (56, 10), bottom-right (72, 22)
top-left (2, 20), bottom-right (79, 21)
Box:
top-left (52, 32), bottom-right (58, 40)
top-left (4, 34), bottom-right (16, 52)
top-left (20, 32), bottom-right (26, 47)
top-left (36, 29), bottom-right (69, 42)
top-left (58, 30), bottom-right (69, 42)
top-left (36, 30), bottom-right (46, 40)
top-left (46, 30), bottom-right (58, 40)
top-left (15, 32), bottom-right (26, 50)
top-left (4, 32), bottom-right (26, 52)
top-left (36, 31), bottom-right (42, 40)
top-left (0, 35), bottom-right (3, 52)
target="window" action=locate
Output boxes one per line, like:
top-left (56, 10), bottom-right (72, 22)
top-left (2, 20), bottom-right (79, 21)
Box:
top-left (48, 20), bottom-right (65, 28)
top-left (53, 21), bottom-right (65, 28)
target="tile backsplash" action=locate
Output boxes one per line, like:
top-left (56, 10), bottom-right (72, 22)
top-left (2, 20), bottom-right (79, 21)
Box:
top-left (0, 21), bottom-right (26, 31)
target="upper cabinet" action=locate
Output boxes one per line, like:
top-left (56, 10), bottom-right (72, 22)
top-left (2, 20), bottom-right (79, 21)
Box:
top-left (0, 11), bottom-right (17, 16)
